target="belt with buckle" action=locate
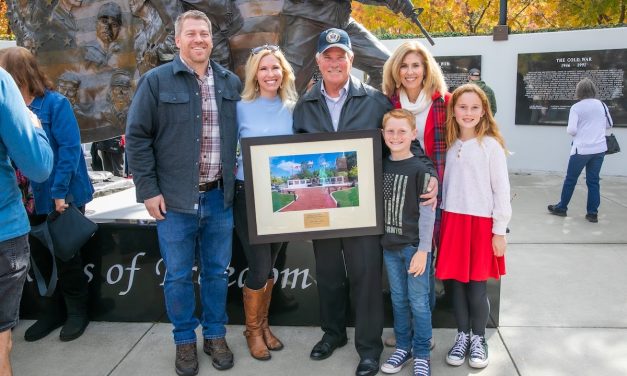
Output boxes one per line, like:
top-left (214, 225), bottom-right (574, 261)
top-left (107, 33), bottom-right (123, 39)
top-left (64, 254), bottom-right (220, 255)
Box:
top-left (199, 179), bottom-right (222, 192)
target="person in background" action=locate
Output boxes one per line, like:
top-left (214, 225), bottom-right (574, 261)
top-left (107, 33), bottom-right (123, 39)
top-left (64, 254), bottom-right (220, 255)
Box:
top-left (234, 44), bottom-right (297, 361)
top-left (548, 78), bottom-right (611, 223)
top-left (468, 68), bottom-right (497, 115)
top-left (0, 46), bottom-right (94, 343)
top-left (92, 136), bottom-right (124, 177)
top-left (126, 10), bottom-right (241, 376)
top-left (379, 109), bottom-right (436, 376)
top-left (0, 67), bottom-right (53, 376)
top-left (436, 84), bottom-right (511, 370)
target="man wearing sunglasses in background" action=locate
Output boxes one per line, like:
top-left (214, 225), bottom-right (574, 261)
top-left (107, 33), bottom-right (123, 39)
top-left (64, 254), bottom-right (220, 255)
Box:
top-left (126, 10), bottom-right (241, 376)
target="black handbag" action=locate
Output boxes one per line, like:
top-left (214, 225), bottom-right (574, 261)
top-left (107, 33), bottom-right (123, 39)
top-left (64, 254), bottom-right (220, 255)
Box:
top-left (29, 221), bottom-right (58, 297)
top-left (29, 203), bottom-right (98, 296)
top-left (606, 134), bottom-right (620, 155)
top-left (47, 203), bottom-right (98, 261)
top-left (602, 102), bottom-right (620, 155)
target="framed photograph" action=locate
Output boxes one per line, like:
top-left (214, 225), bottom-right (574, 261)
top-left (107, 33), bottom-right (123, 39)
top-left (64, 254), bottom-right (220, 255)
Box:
top-left (241, 130), bottom-right (383, 244)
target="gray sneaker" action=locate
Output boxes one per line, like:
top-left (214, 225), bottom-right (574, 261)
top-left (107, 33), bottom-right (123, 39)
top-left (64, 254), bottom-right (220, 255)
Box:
top-left (445, 331), bottom-right (469, 366)
top-left (469, 334), bottom-right (489, 368)
top-left (175, 343), bottom-right (198, 376)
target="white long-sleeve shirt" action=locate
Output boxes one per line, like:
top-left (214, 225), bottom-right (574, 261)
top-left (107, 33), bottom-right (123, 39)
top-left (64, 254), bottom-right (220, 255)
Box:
top-left (567, 98), bottom-right (612, 156)
top-left (441, 136), bottom-right (511, 235)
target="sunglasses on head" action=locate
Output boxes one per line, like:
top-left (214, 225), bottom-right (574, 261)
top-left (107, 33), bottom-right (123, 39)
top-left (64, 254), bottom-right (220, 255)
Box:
top-left (251, 44), bottom-right (280, 55)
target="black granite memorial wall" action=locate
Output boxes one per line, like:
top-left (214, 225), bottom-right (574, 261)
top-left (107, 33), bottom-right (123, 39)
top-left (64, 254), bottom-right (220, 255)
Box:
top-left (435, 55), bottom-right (482, 92)
top-left (516, 48), bottom-right (627, 126)
top-left (21, 222), bottom-right (500, 328)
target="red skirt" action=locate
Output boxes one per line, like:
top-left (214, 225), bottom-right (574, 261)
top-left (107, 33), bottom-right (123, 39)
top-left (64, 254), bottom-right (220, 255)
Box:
top-left (435, 211), bottom-right (506, 282)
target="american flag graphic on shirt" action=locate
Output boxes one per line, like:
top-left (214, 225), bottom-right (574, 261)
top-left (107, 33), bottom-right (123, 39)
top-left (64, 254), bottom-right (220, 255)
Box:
top-left (383, 172), bottom-right (407, 235)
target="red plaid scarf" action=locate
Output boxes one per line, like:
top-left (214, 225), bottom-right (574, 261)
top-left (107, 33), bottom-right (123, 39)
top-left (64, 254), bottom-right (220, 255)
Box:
top-left (390, 90), bottom-right (450, 248)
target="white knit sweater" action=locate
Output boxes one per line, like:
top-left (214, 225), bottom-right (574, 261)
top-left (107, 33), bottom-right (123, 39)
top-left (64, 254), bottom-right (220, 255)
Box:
top-left (441, 136), bottom-right (512, 235)
top-left (567, 98), bottom-right (612, 156)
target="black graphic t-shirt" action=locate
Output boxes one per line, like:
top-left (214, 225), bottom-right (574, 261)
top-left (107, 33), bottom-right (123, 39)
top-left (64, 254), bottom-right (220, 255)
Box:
top-left (381, 155), bottom-right (434, 251)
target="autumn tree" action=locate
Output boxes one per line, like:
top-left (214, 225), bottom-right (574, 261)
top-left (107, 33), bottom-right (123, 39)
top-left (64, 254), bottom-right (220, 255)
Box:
top-left (541, 0), bottom-right (626, 27)
top-left (0, 1), bottom-right (624, 40)
top-left (351, 0), bottom-right (626, 35)
top-left (0, 0), bottom-right (9, 37)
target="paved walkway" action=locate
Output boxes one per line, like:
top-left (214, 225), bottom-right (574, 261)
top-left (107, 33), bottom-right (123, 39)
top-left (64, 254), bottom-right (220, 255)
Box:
top-left (280, 187), bottom-right (337, 211)
top-left (9, 172), bottom-right (627, 376)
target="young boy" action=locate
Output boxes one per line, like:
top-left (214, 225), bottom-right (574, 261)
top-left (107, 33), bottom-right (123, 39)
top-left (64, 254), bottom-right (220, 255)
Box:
top-left (380, 109), bottom-right (436, 376)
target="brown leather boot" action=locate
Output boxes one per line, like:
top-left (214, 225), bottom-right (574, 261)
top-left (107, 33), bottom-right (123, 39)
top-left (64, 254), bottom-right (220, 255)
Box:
top-left (261, 279), bottom-right (284, 351)
top-left (243, 286), bottom-right (271, 360)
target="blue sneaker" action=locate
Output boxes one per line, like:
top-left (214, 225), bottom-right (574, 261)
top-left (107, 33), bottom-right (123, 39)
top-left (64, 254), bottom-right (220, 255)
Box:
top-left (380, 348), bottom-right (412, 374)
top-left (413, 358), bottom-right (431, 376)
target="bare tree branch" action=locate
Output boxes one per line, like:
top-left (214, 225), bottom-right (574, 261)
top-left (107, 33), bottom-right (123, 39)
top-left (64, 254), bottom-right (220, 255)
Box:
top-left (472, 0), bottom-right (493, 31)
top-left (512, 0), bottom-right (535, 21)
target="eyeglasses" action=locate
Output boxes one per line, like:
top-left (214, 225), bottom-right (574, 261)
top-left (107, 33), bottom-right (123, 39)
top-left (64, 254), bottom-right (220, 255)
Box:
top-left (251, 44), bottom-right (280, 55)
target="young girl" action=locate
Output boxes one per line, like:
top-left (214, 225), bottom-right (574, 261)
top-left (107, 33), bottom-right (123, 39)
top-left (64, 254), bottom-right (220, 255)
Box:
top-left (436, 84), bottom-right (511, 369)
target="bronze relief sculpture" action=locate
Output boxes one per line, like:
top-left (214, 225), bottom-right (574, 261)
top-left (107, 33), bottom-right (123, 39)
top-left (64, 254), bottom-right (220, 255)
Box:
top-left (7, 0), bottom-right (425, 142)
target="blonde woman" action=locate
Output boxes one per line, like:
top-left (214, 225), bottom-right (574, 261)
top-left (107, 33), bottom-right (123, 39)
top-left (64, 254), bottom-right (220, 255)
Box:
top-left (234, 44), bottom-right (297, 361)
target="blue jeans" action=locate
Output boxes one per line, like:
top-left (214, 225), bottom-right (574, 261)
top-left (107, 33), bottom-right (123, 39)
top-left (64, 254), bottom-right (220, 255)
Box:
top-left (384, 246), bottom-right (432, 359)
top-left (556, 152), bottom-right (605, 215)
top-left (156, 188), bottom-right (233, 344)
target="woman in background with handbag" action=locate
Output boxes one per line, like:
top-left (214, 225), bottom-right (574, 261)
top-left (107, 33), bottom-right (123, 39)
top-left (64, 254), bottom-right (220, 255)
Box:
top-left (0, 47), bottom-right (94, 341)
top-left (547, 77), bottom-right (612, 223)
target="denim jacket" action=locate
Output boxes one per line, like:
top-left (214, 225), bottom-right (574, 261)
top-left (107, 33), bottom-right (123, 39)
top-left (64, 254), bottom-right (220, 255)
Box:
top-left (29, 90), bottom-right (94, 214)
top-left (126, 56), bottom-right (242, 213)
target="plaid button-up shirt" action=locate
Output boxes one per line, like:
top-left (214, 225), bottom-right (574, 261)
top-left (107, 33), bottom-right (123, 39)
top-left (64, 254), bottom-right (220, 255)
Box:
top-left (183, 59), bottom-right (221, 183)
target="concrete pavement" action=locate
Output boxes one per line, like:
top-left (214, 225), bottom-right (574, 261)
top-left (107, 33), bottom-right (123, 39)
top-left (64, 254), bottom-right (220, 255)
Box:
top-left (9, 172), bottom-right (627, 376)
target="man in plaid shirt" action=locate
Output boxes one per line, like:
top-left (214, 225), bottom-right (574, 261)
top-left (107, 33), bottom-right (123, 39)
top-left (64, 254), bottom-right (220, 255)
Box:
top-left (126, 10), bottom-right (241, 376)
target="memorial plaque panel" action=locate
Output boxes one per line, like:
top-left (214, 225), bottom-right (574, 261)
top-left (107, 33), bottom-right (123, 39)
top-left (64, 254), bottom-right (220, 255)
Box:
top-left (516, 49), bottom-right (627, 126)
top-left (435, 55), bottom-right (482, 92)
top-left (20, 222), bottom-right (500, 327)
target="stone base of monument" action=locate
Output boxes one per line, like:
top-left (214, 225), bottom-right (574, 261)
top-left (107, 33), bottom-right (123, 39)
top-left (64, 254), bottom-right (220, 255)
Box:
top-left (20, 188), bottom-right (500, 328)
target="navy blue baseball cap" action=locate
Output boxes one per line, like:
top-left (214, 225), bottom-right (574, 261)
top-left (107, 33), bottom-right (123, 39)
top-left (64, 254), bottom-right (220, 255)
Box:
top-left (317, 28), bottom-right (352, 54)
